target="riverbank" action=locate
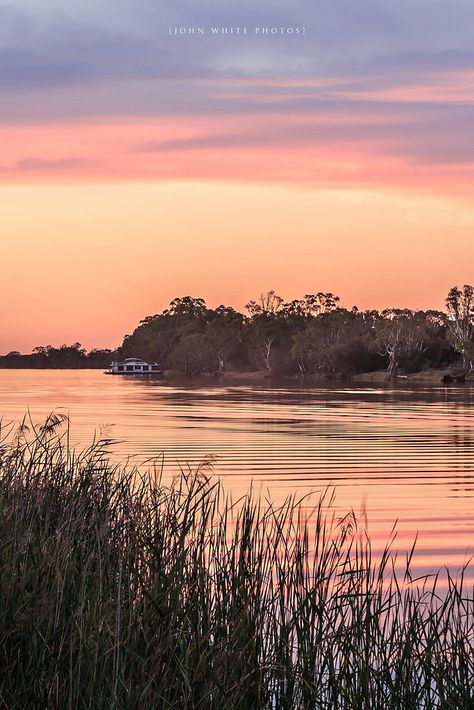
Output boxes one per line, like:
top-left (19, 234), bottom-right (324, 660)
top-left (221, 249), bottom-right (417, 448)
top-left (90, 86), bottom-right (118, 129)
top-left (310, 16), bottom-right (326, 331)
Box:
top-left (0, 416), bottom-right (472, 708)
top-left (0, 365), bottom-right (468, 387)
top-left (0, 366), bottom-right (474, 388)
top-left (163, 367), bottom-right (468, 386)
top-left (351, 367), bottom-right (468, 384)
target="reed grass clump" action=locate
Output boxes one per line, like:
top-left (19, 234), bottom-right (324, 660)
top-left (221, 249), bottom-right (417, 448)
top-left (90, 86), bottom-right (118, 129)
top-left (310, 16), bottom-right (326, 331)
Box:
top-left (0, 414), bottom-right (472, 709)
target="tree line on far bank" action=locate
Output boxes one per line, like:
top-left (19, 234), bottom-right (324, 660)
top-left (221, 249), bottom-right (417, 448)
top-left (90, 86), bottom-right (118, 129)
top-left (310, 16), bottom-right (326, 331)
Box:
top-left (119, 285), bottom-right (474, 377)
top-left (0, 344), bottom-right (114, 370)
top-left (2, 285), bottom-right (474, 377)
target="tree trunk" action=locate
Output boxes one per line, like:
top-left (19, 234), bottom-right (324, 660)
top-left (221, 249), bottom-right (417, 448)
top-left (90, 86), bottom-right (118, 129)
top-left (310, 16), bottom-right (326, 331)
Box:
top-left (461, 351), bottom-right (472, 372)
top-left (217, 352), bottom-right (225, 374)
top-left (387, 347), bottom-right (398, 378)
top-left (262, 339), bottom-right (273, 373)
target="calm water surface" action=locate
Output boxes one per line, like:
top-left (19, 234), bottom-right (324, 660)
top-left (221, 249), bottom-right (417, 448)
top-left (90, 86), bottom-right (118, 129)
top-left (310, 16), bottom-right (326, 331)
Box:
top-left (1, 370), bottom-right (473, 578)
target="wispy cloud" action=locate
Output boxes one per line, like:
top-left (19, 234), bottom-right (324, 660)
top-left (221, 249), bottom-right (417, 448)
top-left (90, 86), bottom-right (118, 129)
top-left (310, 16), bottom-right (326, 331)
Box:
top-left (0, 0), bottom-right (472, 195)
top-left (15, 157), bottom-right (94, 171)
top-left (2, 0), bottom-right (474, 89)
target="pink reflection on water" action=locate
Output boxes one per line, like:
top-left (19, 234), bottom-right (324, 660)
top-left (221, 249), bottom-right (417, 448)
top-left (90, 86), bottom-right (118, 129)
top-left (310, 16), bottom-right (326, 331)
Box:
top-left (1, 369), bottom-right (473, 583)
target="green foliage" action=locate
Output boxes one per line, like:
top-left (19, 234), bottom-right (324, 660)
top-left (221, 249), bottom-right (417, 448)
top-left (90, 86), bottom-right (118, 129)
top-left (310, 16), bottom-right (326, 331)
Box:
top-left (0, 416), bottom-right (473, 708)
top-left (373, 309), bottom-right (438, 377)
top-left (292, 308), bottom-right (376, 375)
top-left (118, 292), bottom-right (457, 377)
top-left (445, 285), bottom-right (474, 370)
top-left (3, 287), bottom-right (471, 376)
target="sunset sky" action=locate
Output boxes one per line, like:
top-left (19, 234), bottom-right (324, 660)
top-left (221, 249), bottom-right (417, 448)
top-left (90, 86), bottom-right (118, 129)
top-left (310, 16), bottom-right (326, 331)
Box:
top-left (1, 0), bottom-right (474, 352)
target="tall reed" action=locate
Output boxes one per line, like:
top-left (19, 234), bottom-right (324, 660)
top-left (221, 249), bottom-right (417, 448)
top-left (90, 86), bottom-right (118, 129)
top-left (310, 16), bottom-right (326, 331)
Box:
top-left (0, 414), bottom-right (472, 709)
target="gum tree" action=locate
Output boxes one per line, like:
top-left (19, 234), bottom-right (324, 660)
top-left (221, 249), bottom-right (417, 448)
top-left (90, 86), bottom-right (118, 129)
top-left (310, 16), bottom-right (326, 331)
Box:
top-left (244, 291), bottom-right (286, 373)
top-left (374, 309), bottom-right (429, 378)
top-left (445, 285), bottom-right (474, 371)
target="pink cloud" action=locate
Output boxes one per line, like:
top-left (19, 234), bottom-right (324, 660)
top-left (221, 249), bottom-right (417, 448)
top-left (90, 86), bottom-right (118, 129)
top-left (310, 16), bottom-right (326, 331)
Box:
top-left (0, 68), bottom-right (473, 200)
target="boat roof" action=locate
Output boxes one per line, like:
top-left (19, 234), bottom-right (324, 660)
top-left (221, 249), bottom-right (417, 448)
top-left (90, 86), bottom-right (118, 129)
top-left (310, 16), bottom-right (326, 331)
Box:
top-left (112, 358), bottom-right (158, 365)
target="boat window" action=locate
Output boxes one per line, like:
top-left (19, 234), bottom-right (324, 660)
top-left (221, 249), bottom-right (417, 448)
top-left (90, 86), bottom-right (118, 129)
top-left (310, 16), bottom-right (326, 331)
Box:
top-left (143, 365), bottom-right (149, 371)
top-left (117, 365), bottom-right (124, 371)
top-left (126, 365), bottom-right (134, 371)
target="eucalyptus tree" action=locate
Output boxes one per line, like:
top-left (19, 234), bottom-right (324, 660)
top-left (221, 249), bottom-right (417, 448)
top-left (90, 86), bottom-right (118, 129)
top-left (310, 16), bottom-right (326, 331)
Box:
top-left (120, 313), bottom-right (178, 368)
top-left (206, 305), bottom-right (244, 373)
top-left (445, 285), bottom-right (474, 371)
top-left (373, 309), bottom-right (430, 377)
top-left (282, 292), bottom-right (340, 323)
top-left (245, 290), bottom-right (284, 317)
top-left (163, 296), bottom-right (208, 322)
top-left (244, 291), bottom-right (287, 373)
top-left (291, 308), bottom-right (374, 376)
top-left (170, 332), bottom-right (216, 375)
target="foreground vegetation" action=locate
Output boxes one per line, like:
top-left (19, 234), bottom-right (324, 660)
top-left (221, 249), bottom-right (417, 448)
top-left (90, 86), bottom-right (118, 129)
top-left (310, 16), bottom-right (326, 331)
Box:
top-left (2, 284), bottom-right (474, 378)
top-left (0, 415), bottom-right (473, 708)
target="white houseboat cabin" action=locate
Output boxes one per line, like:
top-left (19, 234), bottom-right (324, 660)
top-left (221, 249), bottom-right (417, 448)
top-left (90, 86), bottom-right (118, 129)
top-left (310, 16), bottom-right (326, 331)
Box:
top-left (107, 358), bottom-right (161, 374)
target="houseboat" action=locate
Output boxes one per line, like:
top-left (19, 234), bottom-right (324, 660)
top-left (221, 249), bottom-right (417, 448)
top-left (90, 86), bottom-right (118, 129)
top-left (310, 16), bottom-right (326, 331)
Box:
top-left (106, 358), bottom-right (162, 375)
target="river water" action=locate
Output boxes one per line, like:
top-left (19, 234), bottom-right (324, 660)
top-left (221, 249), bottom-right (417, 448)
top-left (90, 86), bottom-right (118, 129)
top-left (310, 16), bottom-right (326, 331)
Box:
top-left (1, 370), bottom-right (473, 579)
